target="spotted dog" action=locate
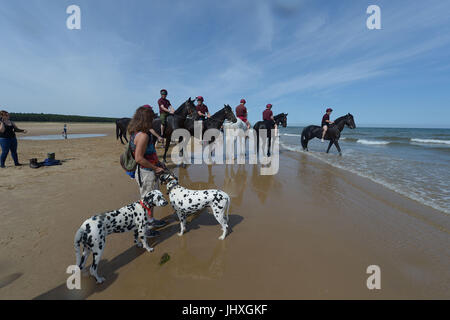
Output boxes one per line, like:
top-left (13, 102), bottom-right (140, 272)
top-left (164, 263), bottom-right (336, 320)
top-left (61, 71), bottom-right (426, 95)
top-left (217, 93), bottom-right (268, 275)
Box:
top-left (74, 190), bottom-right (168, 283)
top-left (159, 172), bottom-right (230, 240)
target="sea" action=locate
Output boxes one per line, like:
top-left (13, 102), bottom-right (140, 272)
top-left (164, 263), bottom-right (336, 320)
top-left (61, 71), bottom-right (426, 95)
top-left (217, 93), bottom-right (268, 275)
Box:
top-left (278, 126), bottom-right (450, 214)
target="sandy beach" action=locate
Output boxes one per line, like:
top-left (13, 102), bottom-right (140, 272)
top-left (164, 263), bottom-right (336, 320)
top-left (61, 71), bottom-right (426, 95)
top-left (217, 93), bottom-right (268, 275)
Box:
top-left (0, 122), bottom-right (449, 299)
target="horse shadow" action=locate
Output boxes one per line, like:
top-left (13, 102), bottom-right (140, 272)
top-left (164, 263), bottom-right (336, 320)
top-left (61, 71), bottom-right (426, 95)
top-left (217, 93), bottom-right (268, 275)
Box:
top-left (33, 246), bottom-right (145, 300)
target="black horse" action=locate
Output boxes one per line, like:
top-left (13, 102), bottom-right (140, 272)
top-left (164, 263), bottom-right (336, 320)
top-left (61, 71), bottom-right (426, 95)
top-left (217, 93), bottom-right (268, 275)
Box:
top-left (301, 113), bottom-right (356, 155)
top-left (254, 113), bottom-right (288, 157)
top-left (116, 117), bottom-right (131, 144)
top-left (184, 104), bottom-right (237, 142)
top-left (152, 98), bottom-right (197, 162)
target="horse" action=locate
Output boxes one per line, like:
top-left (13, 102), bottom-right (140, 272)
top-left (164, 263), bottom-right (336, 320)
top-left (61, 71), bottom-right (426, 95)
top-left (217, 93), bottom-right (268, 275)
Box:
top-left (152, 98), bottom-right (197, 163)
top-left (301, 113), bottom-right (356, 155)
top-left (253, 113), bottom-right (288, 157)
top-left (116, 117), bottom-right (131, 144)
top-left (184, 104), bottom-right (237, 143)
top-left (223, 117), bottom-right (250, 160)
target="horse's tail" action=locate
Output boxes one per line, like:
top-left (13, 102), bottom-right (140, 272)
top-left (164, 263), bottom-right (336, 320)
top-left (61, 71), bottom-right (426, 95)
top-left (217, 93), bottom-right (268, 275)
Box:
top-left (115, 120), bottom-right (120, 140)
top-left (301, 128), bottom-right (308, 150)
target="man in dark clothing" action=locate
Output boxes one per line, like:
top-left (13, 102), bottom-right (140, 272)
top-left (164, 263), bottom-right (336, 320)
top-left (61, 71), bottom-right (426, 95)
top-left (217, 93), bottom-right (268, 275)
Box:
top-left (321, 108), bottom-right (334, 142)
top-left (236, 99), bottom-right (251, 129)
top-left (195, 96), bottom-right (210, 121)
top-left (158, 89), bottom-right (174, 137)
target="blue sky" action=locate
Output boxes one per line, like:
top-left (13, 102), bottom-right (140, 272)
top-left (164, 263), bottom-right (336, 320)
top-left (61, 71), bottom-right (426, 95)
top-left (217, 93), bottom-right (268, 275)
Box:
top-left (1, 0), bottom-right (449, 127)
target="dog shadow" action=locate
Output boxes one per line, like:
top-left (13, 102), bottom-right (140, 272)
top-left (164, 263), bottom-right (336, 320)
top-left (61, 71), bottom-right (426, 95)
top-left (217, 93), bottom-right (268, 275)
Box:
top-left (0, 273), bottom-right (23, 290)
top-left (33, 246), bottom-right (145, 300)
top-left (151, 211), bottom-right (244, 248)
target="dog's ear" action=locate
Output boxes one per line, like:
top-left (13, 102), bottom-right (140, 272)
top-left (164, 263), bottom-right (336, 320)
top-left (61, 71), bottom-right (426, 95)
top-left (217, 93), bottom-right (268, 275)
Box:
top-left (143, 192), bottom-right (153, 205)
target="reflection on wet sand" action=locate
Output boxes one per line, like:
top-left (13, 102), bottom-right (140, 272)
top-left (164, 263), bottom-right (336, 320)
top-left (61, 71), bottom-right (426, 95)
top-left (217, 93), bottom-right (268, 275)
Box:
top-left (250, 164), bottom-right (282, 204)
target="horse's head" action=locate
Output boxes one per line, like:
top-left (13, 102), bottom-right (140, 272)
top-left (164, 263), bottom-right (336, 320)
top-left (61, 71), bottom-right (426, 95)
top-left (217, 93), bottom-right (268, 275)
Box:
top-left (224, 104), bottom-right (237, 123)
top-left (346, 113), bottom-right (356, 129)
top-left (275, 113), bottom-right (288, 128)
top-left (183, 98), bottom-right (197, 117)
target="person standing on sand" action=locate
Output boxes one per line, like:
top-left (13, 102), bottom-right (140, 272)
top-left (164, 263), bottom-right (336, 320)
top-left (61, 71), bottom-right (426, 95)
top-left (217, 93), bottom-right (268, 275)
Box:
top-left (128, 106), bottom-right (166, 238)
top-left (321, 108), bottom-right (334, 142)
top-left (0, 110), bottom-right (27, 168)
top-left (236, 99), bottom-right (251, 130)
top-left (158, 89), bottom-right (175, 139)
top-left (63, 124), bottom-right (67, 139)
top-left (196, 96), bottom-right (210, 121)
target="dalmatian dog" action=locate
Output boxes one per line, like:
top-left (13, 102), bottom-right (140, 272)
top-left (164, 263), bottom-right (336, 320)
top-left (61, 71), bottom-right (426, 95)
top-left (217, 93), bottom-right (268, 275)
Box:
top-left (159, 172), bottom-right (230, 240)
top-left (74, 190), bottom-right (168, 283)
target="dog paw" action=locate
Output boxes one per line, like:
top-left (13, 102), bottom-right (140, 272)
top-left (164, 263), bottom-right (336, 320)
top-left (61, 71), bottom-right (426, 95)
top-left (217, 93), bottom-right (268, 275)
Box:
top-left (218, 235), bottom-right (225, 240)
top-left (146, 247), bottom-right (154, 252)
top-left (136, 243), bottom-right (143, 248)
top-left (178, 232), bottom-right (184, 237)
top-left (96, 277), bottom-right (105, 284)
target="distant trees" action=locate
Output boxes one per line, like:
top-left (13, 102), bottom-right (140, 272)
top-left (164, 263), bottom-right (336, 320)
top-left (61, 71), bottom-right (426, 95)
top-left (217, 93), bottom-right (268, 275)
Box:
top-left (9, 113), bottom-right (117, 123)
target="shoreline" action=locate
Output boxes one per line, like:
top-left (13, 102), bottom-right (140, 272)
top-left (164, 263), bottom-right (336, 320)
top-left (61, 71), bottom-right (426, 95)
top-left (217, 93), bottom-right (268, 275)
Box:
top-left (0, 123), bottom-right (449, 299)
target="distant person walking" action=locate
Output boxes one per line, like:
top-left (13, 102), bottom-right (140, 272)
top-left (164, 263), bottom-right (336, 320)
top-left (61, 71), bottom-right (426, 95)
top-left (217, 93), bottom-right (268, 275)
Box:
top-left (0, 110), bottom-right (27, 168)
top-left (158, 89), bottom-right (175, 139)
top-left (63, 123), bottom-right (67, 139)
top-left (196, 96), bottom-right (210, 121)
top-left (321, 108), bottom-right (334, 142)
top-left (128, 105), bottom-right (166, 237)
top-left (236, 99), bottom-right (251, 130)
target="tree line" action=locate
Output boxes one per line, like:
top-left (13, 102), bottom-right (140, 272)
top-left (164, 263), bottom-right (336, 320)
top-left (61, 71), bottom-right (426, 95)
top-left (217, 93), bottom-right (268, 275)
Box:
top-left (9, 113), bottom-right (117, 123)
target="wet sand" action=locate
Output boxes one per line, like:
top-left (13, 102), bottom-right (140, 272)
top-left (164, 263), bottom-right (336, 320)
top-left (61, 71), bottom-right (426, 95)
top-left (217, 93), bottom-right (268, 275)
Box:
top-left (0, 123), bottom-right (449, 299)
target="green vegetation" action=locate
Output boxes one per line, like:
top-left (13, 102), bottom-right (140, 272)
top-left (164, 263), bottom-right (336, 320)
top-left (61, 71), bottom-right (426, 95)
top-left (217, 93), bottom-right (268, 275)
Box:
top-left (9, 113), bottom-right (117, 123)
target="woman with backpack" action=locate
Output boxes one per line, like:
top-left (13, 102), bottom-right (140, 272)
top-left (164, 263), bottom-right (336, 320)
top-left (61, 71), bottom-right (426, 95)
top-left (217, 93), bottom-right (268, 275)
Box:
top-left (128, 105), bottom-right (166, 237)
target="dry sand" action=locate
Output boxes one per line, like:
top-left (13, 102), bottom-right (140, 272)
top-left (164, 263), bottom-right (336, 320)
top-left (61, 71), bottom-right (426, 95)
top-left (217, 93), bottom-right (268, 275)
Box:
top-left (0, 122), bottom-right (449, 299)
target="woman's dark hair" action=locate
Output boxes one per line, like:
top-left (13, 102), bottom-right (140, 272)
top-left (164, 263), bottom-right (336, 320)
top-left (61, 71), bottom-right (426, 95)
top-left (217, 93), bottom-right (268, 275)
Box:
top-left (128, 106), bottom-right (155, 135)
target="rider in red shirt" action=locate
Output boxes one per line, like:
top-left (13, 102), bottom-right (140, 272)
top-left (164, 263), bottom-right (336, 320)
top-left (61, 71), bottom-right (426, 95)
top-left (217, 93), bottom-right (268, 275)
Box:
top-left (321, 108), bottom-right (334, 142)
top-left (235, 99), bottom-right (251, 129)
top-left (263, 104), bottom-right (277, 130)
top-left (196, 96), bottom-right (210, 121)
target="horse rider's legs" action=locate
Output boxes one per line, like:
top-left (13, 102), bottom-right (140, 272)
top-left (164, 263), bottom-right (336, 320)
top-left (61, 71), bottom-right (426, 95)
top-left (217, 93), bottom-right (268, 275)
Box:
top-left (322, 125), bottom-right (328, 140)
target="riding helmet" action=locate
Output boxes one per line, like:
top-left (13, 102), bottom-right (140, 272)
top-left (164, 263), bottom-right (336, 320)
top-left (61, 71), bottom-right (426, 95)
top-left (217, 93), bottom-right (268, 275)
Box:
top-left (240, 99), bottom-right (246, 104)
top-left (160, 89), bottom-right (168, 95)
top-left (266, 104), bottom-right (272, 109)
top-left (326, 108), bottom-right (333, 112)
top-left (196, 96), bottom-right (204, 102)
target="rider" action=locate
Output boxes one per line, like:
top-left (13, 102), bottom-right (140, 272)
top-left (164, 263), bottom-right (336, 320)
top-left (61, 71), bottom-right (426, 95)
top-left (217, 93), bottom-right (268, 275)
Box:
top-left (236, 99), bottom-right (251, 130)
top-left (263, 104), bottom-right (277, 130)
top-left (321, 107), bottom-right (334, 142)
top-left (158, 89), bottom-right (175, 139)
top-left (196, 96), bottom-right (210, 121)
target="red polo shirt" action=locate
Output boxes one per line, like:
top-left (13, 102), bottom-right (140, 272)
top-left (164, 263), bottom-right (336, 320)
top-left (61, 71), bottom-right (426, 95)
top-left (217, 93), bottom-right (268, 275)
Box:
top-left (196, 104), bottom-right (209, 114)
top-left (158, 98), bottom-right (171, 114)
top-left (263, 109), bottom-right (273, 121)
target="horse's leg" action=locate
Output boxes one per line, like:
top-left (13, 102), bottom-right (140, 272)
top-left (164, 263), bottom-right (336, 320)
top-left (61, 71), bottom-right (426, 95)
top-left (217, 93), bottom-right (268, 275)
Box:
top-left (124, 131), bottom-right (128, 143)
top-left (326, 140), bottom-right (334, 153)
top-left (267, 134), bottom-right (271, 157)
top-left (163, 133), bottom-right (171, 163)
top-left (334, 141), bottom-right (342, 156)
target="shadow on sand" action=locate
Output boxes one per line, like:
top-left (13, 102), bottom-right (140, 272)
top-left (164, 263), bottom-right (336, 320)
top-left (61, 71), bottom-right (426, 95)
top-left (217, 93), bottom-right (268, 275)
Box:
top-left (34, 211), bottom-right (243, 300)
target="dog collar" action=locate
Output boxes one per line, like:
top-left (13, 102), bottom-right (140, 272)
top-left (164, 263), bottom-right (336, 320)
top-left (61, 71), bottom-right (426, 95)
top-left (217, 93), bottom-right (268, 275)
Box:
top-left (139, 200), bottom-right (152, 216)
top-left (166, 182), bottom-right (179, 194)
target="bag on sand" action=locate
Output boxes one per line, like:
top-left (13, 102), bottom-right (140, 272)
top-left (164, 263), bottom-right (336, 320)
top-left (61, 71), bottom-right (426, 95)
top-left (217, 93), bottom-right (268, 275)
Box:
top-left (120, 142), bottom-right (137, 172)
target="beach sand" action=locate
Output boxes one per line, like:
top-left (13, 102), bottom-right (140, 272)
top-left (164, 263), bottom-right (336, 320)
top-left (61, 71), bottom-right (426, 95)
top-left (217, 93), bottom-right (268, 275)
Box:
top-left (0, 122), bottom-right (449, 299)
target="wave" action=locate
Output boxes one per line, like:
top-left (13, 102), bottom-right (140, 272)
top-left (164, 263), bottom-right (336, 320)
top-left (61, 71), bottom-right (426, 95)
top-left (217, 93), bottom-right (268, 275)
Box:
top-left (411, 138), bottom-right (450, 145)
top-left (279, 142), bottom-right (449, 214)
top-left (282, 133), bottom-right (302, 137)
top-left (357, 139), bottom-right (390, 145)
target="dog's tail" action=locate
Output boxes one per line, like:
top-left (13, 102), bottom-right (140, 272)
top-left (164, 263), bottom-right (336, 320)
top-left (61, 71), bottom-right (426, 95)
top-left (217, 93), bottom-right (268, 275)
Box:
top-left (74, 227), bottom-right (84, 267)
top-left (225, 195), bottom-right (231, 223)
